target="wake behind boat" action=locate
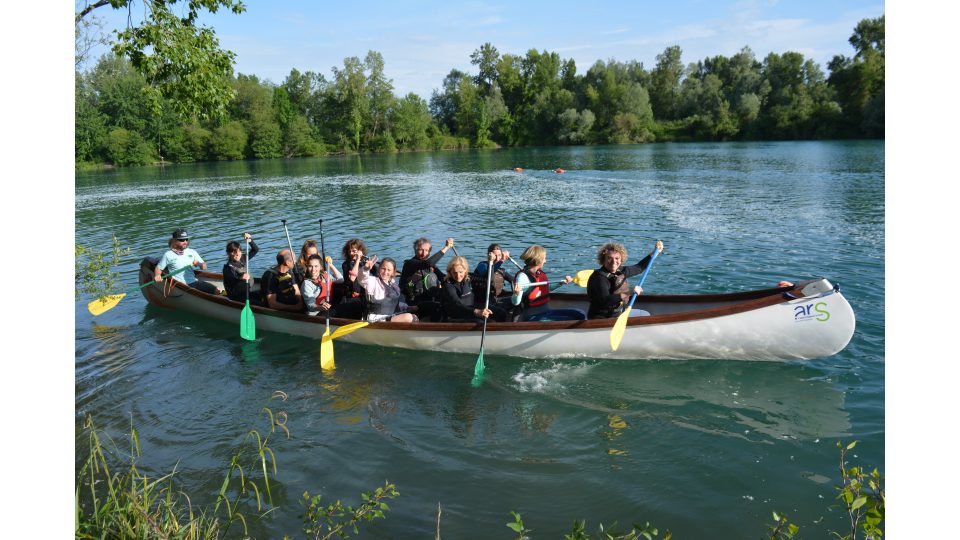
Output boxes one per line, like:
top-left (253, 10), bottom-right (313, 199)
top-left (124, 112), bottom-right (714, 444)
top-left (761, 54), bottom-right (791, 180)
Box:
top-left (137, 258), bottom-right (855, 361)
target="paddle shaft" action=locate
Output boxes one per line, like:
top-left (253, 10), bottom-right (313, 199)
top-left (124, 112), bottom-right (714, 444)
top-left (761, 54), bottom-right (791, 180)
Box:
top-left (144, 265), bottom-right (191, 291)
top-left (318, 219), bottom-right (332, 330)
top-left (623, 249), bottom-right (660, 312)
top-left (245, 238), bottom-right (250, 301)
top-left (480, 253), bottom-right (494, 344)
top-left (281, 219), bottom-right (296, 268)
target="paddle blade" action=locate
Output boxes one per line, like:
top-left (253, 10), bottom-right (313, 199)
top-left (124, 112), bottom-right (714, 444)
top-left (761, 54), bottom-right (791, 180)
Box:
top-left (328, 321), bottom-right (369, 340)
top-left (240, 302), bottom-right (256, 341)
top-left (573, 269), bottom-right (594, 287)
top-left (610, 309), bottom-right (631, 351)
top-left (87, 294), bottom-right (125, 316)
top-left (471, 352), bottom-right (485, 387)
top-left (320, 327), bottom-right (335, 370)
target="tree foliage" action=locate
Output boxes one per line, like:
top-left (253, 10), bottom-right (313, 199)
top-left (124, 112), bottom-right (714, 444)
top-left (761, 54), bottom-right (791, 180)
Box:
top-left (76, 0), bottom-right (246, 121)
top-left (75, 16), bottom-right (883, 167)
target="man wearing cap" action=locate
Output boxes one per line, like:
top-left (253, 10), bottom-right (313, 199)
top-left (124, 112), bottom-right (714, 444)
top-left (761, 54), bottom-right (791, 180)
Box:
top-left (154, 228), bottom-right (222, 295)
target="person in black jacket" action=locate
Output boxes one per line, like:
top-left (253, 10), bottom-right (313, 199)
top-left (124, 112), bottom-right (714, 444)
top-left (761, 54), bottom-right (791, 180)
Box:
top-left (399, 236), bottom-right (454, 322)
top-left (586, 240), bottom-right (663, 319)
top-left (441, 255), bottom-right (506, 322)
top-left (222, 233), bottom-right (259, 303)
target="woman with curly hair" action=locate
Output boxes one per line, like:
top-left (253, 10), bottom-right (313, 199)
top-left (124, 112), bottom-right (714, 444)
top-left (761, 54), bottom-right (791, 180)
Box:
top-left (586, 240), bottom-right (663, 319)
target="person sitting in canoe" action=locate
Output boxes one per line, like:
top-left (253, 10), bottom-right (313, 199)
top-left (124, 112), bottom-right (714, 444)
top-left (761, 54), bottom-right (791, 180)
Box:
top-left (338, 238), bottom-right (376, 320)
top-left (358, 256), bottom-right (418, 323)
top-left (261, 249), bottom-right (304, 312)
top-left (295, 239), bottom-right (318, 283)
top-left (222, 233), bottom-right (259, 304)
top-left (399, 236), bottom-right (455, 322)
top-left (472, 243), bottom-right (511, 307)
top-left (586, 240), bottom-right (663, 319)
top-left (510, 245), bottom-right (578, 321)
top-left (154, 228), bottom-right (222, 295)
top-left (301, 254), bottom-right (339, 317)
top-left (441, 255), bottom-right (506, 322)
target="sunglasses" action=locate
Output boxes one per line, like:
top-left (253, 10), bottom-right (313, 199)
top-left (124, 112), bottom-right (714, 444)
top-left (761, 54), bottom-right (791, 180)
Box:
top-left (177, 238), bottom-right (190, 242)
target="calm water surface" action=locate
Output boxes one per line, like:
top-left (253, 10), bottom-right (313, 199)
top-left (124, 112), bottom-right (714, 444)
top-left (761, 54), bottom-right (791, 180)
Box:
top-left (75, 141), bottom-right (884, 538)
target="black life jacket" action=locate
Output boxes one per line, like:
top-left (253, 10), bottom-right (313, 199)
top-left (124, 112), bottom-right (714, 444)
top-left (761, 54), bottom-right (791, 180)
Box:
top-left (473, 263), bottom-right (506, 299)
top-left (368, 278), bottom-right (402, 316)
top-left (404, 266), bottom-right (440, 303)
top-left (515, 268), bottom-right (549, 308)
top-left (262, 266), bottom-right (297, 305)
top-left (596, 267), bottom-right (631, 315)
top-left (259, 267), bottom-right (277, 304)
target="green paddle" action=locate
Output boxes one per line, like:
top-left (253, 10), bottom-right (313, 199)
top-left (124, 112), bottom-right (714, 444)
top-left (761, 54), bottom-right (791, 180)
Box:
top-left (471, 252), bottom-right (495, 387)
top-left (240, 236), bottom-right (256, 341)
top-left (87, 265), bottom-right (190, 316)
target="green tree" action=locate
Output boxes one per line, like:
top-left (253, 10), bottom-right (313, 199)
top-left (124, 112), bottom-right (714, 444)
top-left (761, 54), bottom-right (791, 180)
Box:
top-left (283, 115), bottom-right (322, 157)
top-left (249, 112), bottom-right (283, 159)
top-left (75, 73), bottom-right (108, 164)
top-left (392, 93), bottom-right (432, 150)
top-left (87, 54), bottom-right (152, 133)
top-left (163, 122), bottom-right (212, 162)
top-left (211, 121), bottom-right (248, 160)
top-left (759, 52), bottom-right (839, 139)
top-left (650, 45), bottom-right (684, 120)
top-left (430, 69), bottom-right (468, 134)
top-left (365, 51), bottom-right (395, 145)
top-left (105, 127), bottom-right (154, 166)
top-left (557, 108), bottom-right (595, 144)
top-left (76, 0), bottom-right (246, 120)
top-left (828, 16), bottom-right (885, 137)
top-left (331, 56), bottom-right (370, 151)
top-left (470, 42), bottom-right (500, 92)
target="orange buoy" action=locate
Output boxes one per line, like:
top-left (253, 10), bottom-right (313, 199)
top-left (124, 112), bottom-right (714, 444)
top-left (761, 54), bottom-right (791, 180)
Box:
top-left (513, 167), bottom-right (524, 172)
top-left (554, 168), bottom-right (566, 173)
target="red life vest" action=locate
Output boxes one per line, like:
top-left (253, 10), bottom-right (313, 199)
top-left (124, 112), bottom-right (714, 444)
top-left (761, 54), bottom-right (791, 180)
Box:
top-left (309, 276), bottom-right (331, 305)
top-left (516, 268), bottom-right (550, 308)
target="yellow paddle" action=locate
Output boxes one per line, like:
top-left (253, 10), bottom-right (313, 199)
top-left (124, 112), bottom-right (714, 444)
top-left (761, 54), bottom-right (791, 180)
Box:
top-left (87, 265), bottom-right (190, 316)
top-left (322, 321), bottom-right (370, 342)
top-left (610, 249), bottom-right (659, 351)
top-left (317, 218), bottom-right (336, 370)
top-left (505, 253), bottom-right (590, 292)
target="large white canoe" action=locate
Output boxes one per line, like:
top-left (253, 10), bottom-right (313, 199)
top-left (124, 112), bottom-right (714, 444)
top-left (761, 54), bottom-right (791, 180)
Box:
top-left (138, 258), bottom-right (855, 361)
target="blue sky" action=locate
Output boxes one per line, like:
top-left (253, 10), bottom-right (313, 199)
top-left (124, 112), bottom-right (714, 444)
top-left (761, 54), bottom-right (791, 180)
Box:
top-left (80, 0), bottom-right (885, 98)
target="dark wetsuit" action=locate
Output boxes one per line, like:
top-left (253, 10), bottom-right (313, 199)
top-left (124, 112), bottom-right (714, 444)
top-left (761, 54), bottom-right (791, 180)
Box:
top-left (399, 250), bottom-right (447, 322)
top-left (442, 278), bottom-right (507, 322)
top-left (222, 240), bottom-right (259, 302)
top-left (586, 252), bottom-right (654, 319)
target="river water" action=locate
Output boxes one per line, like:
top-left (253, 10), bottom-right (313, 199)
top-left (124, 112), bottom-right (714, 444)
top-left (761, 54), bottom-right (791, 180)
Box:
top-left (75, 141), bottom-right (884, 538)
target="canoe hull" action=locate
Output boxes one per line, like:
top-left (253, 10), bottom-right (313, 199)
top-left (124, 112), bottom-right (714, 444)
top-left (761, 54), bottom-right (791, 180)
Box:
top-left (139, 261), bottom-right (855, 361)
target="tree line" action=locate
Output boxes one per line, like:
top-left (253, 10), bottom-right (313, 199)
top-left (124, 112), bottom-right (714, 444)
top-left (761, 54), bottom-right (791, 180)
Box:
top-left (75, 16), bottom-right (883, 167)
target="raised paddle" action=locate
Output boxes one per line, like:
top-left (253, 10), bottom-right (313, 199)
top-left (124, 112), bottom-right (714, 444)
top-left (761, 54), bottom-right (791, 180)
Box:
top-left (240, 235), bottom-right (256, 341)
top-left (317, 219), bottom-right (336, 370)
top-left (87, 265), bottom-right (190, 316)
top-left (610, 247), bottom-right (660, 352)
top-left (471, 251), bottom-right (496, 387)
top-left (280, 219), bottom-right (296, 268)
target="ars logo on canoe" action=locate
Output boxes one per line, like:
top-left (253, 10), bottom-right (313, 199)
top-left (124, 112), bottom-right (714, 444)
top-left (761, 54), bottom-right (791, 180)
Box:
top-left (794, 302), bottom-right (830, 322)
